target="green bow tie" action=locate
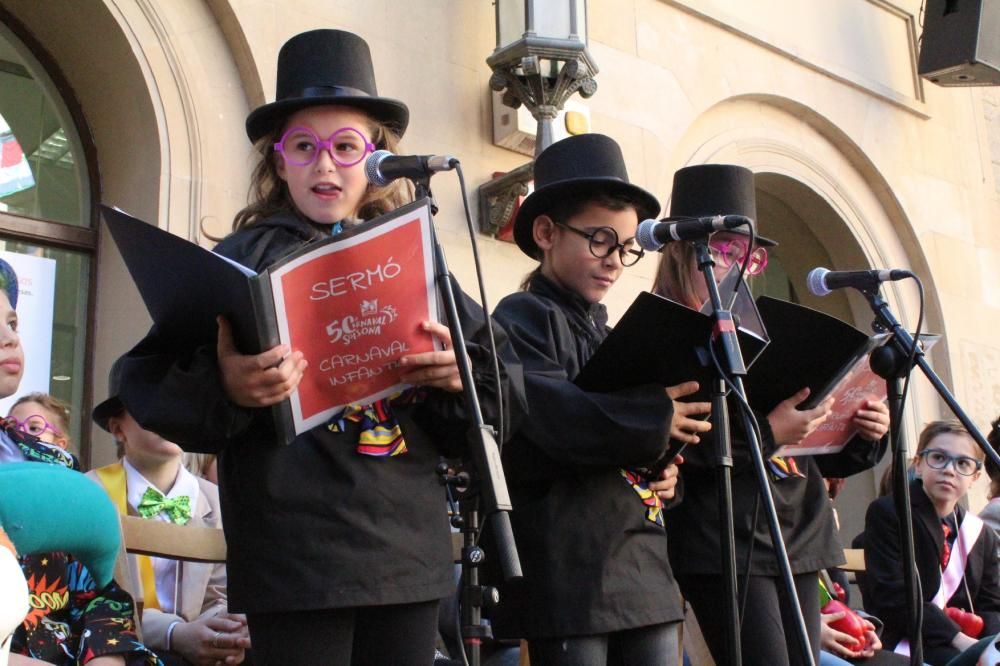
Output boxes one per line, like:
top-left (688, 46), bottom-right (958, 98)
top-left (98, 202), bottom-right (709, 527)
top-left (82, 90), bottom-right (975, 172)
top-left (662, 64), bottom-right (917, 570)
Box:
top-left (137, 486), bottom-right (192, 525)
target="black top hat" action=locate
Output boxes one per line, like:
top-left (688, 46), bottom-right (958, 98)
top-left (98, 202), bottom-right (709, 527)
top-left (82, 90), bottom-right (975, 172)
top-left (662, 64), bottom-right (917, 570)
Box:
top-left (92, 356), bottom-right (126, 433)
top-left (668, 164), bottom-right (777, 246)
top-left (513, 134), bottom-right (661, 259)
top-left (245, 29), bottom-right (410, 143)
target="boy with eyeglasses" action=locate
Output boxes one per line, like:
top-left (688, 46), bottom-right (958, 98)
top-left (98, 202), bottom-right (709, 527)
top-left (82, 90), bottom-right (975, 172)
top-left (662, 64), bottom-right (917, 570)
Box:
top-left (488, 134), bottom-right (714, 664)
top-left (863, 420), bottom-right (1000, 665)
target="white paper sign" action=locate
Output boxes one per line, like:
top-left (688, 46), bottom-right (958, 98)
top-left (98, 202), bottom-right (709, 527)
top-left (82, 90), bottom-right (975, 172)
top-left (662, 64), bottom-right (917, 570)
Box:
top-left (0, 250), bottom-right (57, 415)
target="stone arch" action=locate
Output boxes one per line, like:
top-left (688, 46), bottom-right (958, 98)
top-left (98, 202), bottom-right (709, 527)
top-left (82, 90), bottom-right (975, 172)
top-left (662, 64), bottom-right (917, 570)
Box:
top-left (669, 93), bottom-right (948, 394)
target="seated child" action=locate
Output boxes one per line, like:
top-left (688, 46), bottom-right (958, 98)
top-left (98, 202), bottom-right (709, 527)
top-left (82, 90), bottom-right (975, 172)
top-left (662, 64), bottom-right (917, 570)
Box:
top-left (6, 393), bottom-right (71, 453)
top-left (863, 420), bottom-right (1000, 665)
top-left (0, 257), bottom-right (158, 665)
top-left (88, 357), bottom-right (250, 666)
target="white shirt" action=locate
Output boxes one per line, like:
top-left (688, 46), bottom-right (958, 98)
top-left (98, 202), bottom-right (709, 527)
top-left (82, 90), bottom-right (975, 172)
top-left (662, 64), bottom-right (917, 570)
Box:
top-left (123, 458), bottom-right (201, 615)
top-left (0, 431), bottom-right (23, 465)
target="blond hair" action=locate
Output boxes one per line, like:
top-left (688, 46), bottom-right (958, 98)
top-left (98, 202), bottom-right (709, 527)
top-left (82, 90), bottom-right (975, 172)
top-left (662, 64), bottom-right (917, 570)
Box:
top-left (651, 241), bottom-right (702, 309)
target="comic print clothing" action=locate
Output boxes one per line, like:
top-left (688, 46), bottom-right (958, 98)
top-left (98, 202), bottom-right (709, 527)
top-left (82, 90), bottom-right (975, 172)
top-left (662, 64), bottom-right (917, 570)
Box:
top-left (15, 551), bottom-right (158, 666)
top-left (1, 426), bottom-right (161, 665)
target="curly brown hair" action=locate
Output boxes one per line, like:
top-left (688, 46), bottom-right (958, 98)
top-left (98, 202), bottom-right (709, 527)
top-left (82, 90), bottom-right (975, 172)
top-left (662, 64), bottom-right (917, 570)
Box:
top-left (232, 113), bottom-right (411, 232)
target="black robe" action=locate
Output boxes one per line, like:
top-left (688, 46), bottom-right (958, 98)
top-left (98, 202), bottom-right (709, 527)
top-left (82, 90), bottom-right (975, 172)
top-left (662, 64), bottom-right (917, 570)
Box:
top-left (489, 273), bottom-right (682, 639)
top-left (666, 415), bottom-right (887, 577)
top-left (116, 213), bottom-right (525, 614)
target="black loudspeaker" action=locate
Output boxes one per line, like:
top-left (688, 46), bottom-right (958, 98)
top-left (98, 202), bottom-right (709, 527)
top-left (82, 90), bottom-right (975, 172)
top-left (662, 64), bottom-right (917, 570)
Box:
top-left (918, 0), bottom-right (1000, 86)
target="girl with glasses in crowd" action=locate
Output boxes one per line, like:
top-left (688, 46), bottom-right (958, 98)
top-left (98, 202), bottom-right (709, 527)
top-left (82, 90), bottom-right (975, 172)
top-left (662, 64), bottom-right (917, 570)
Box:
top-left (7, 392), bottom-right (71, 452)
top-left (863, 420), bottom-right (1000, 664)
top-left (489, 134), bottom-right (712, 665)
top-left (652, 164), bottom-right (891, 665)
top-left (113, 29), bottom-right (522, 666)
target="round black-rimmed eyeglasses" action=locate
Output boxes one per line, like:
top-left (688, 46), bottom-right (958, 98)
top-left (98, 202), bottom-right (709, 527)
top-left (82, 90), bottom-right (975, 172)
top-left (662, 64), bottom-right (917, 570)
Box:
top-left (556, 222), bottom-right (645, 267)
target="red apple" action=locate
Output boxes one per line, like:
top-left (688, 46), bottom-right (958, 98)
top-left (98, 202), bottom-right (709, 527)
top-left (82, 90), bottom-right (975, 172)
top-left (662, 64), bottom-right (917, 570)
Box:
top-left (945, 606), bottom-right (984, 638)
top-left (822, 599), bottom-right (866, 651)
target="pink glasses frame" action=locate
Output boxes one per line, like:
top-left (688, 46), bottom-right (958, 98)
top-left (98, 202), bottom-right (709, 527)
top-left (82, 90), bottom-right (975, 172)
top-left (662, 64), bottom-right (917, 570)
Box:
top-left (273, 126), bottom-right (377, 168)
top-left (3, 414), bottom-right (63, 438)
top-left (709, 239), bottom-right (769, 276)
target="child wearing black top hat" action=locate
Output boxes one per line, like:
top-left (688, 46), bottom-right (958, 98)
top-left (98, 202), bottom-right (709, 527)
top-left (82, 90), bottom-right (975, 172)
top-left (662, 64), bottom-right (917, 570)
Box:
top-left (490, 133), bottom-right (712, 665)
top-left (113, 29), bottom-right (523, 665)
top-left (652, 164), bottom-right (891, 665)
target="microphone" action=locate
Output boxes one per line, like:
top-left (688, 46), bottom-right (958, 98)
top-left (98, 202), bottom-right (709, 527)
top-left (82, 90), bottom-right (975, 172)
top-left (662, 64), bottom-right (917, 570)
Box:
top-left (364, 150), bottom-right (458, 187)
top-left (806, 266), bottom-right (914, 296)
top-left (635, 215), bottom-right (753, 251)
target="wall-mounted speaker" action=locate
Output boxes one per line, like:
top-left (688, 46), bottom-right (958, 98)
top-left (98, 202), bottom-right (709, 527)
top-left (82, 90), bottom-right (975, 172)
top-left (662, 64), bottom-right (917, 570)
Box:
top-left (918, 0), bottom-right (1000, 86)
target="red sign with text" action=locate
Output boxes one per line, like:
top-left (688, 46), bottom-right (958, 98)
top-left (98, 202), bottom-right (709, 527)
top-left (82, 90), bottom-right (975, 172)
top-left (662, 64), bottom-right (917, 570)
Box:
top-left (269, 204), bottom-right (438, 433)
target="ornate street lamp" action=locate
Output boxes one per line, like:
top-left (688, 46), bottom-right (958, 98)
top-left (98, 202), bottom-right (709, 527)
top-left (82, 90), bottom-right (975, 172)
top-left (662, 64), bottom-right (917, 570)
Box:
top-left (479, 0), bottom-right (598, 236)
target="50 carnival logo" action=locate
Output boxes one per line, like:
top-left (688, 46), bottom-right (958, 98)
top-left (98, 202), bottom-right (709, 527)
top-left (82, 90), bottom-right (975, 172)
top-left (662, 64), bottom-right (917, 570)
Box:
top-left (325, 299), bottom-right (399, 345)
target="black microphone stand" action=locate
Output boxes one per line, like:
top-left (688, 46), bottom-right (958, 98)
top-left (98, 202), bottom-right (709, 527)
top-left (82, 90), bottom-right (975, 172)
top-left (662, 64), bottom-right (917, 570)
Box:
top-left (868, 341), bottom-right (923, 666)
top-left (413, 178), bottom-right (521, 666)
top-left (865, 289), bottom-right (1000, 471)
top-left (862, 287), bottom-right (1000, 666)
top-left (692, 239), bottom-right (815, 666)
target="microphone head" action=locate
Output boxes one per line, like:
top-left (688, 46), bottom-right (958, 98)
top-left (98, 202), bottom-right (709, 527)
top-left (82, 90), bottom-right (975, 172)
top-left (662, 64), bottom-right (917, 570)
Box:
top-left (806, 267), bottom-right (832, 297)
top-left (636, 219), bottom-right (664, 251)
top-left (364, 149), bottom-right (393, 187)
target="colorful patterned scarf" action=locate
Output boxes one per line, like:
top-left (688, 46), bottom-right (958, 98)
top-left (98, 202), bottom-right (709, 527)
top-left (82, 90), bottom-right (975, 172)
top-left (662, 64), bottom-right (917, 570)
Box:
top-left (327, 389), bottom-right (426, 457)
top-left (767, 455), bottom-right (805, 479)
top-left (1, 424), bottom-right (78, 471)
top-left (620, 468), bottom-right (665, 526)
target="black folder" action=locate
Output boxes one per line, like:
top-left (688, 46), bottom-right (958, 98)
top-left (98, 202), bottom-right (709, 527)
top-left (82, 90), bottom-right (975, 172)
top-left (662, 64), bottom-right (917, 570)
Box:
top-left (745, 297), bottom-right (890, 414)
top-left (574, 288), bottom-right (769, 402)
top-left (575, 286), bottom-right (889, 416)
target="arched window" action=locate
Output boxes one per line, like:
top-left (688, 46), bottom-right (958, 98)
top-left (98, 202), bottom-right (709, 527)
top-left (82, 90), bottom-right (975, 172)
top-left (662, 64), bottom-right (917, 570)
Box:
top-left (0, 18), bottom-right (97, 460)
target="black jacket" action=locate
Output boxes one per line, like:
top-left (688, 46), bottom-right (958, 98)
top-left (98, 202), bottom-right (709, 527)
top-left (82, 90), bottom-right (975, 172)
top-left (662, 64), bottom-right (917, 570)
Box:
top-left (489, 273), bottom-right (682, 639)
top-left (863, 479), bottom-right (1000, 665)
top-left (667, 415), bottom-right (887, 576)
top-left (117, 213), bottom-right (525, 613)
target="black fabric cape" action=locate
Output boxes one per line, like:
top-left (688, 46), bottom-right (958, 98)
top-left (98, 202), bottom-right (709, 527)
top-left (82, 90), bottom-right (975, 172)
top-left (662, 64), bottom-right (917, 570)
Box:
top-left (117, 213), bottom-right (525, 613)
top-left (666, 415), bottom-right (887, 577)
top-left (488, 273), bottom-right (682, 639)
top-left (863, 479), bottom-right (1000, 665)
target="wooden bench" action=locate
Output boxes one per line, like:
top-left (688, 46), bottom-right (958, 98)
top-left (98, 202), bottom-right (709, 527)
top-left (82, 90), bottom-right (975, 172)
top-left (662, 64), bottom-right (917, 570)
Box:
top-left (841, 547), bottom-right (865, 572)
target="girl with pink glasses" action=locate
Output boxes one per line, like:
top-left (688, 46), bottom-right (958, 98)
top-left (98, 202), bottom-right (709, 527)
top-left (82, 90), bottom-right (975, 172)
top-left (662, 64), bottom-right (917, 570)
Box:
top-left (652, 164), bottom-right (890, 665)
top-left (112, 29), bottom-right (522, 665)
top-left (7, 392), bottom-right (71, 452)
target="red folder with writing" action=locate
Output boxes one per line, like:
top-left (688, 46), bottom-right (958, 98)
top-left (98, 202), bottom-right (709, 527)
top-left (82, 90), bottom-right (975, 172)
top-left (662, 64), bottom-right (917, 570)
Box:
top-left (102, 199), bottom-right (439, 445)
